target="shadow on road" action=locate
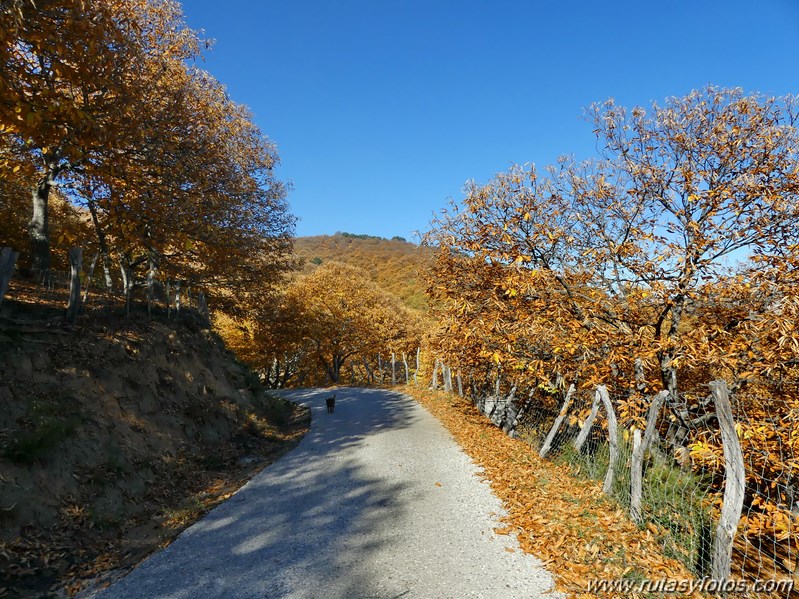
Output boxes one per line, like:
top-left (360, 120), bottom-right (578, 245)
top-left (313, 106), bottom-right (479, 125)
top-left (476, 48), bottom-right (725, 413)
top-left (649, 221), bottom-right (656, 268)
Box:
top-left (96, 387), bottom-right (422, 598)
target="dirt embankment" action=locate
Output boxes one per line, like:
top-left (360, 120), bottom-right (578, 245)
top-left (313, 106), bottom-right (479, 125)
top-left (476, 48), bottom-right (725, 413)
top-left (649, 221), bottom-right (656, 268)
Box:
top-left (0, 284), bottom-right (309, 598)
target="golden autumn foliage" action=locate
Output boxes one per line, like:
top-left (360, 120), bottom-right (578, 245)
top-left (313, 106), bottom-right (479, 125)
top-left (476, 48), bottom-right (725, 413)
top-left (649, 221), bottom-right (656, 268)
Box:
top-left (219, 262), bottom-right (424, 388)
top-left (425, 86), bottom-right (799, 579)
top-left (0, 0), bottom-right (294, 302)
top-left (294, 233), bottom-right (434, 310)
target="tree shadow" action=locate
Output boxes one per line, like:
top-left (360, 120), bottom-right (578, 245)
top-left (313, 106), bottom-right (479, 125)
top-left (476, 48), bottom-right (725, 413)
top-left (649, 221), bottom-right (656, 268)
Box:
top-left (91, 387), bottom-right (421, 598)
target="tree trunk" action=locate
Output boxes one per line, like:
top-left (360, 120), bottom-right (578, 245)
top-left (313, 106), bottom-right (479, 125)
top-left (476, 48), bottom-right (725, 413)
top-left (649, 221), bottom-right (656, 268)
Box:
top-left (87, 199), bottom-right (114, 292)
top-left (82, 252), bottom-right (99, 304)
top-left (660, 295), bottom-right (685, 398)
top-left (119, 257), bottom-right (133, 317)
top-left (29, 176), bottom-right (51, 273)
top-left (146, 255), bottom-right (157, 320)
top-left (332, 355), bottom-right (343, 383)
top-left (65, 247), bottom-right (82, 322)
top-left (362, 357), bottom-right (374, 385)
top-left (322, 354), bottom-right (345, 384)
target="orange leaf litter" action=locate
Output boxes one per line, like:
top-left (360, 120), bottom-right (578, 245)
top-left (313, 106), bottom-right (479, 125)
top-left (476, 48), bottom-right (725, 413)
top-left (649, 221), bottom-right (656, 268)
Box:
top-left (403, 386), bottom-right (703, 598)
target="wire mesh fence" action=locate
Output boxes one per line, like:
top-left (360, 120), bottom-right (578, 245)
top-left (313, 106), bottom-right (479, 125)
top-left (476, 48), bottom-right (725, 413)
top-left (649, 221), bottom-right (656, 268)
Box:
top-left (423, 360), bottom-right (799, 593)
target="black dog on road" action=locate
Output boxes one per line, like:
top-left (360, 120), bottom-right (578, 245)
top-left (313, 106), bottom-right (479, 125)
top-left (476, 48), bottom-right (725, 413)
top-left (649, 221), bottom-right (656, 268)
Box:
top-left (326, 394), bottom-right (336, 413)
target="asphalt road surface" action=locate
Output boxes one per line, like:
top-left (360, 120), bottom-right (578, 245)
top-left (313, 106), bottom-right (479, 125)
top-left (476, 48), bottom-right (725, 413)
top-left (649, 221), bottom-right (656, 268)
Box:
top-left (90, 388), bottom-right (561, 598)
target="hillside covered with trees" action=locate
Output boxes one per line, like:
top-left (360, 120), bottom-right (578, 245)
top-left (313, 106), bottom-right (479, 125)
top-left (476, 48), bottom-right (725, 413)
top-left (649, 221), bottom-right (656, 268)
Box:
top-left (293, 233), bottom-right (433, 311)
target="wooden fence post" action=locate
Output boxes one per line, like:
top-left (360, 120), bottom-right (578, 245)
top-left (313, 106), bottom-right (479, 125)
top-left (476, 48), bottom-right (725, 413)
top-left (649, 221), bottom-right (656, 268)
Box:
top-left (709, 380), bottom-right (746, 582)
top-left (496, 384), bottom-right (516, 428)
top-left (82, 251), bottom-right (99, 305)
top-left (630, 390), bottom-right (669, 523)
top-left (65, 248), bottom-right (83, 322)
top-left (402, 352), bottom-right (409, 384)
top-left (539, 384), bottom-right (576, 458)
top-left (443, 364), bottom-right (453, 393)
top-left (391, 352), bottom-right (397, 385)
top-left (573, 390), bottom-right (601, 453)
top-left (506, 389), bottom-right (534, 439)
top-left (414, 347), bottom-right (420, 385)
top-left (597, 385), bottom-right (619, 495)
top-left (456, 370), bottom-right (463, 397)
top-left (0, 247), bottom-right (19, 309)
top-left (431, 359), bottom-right (440, 389)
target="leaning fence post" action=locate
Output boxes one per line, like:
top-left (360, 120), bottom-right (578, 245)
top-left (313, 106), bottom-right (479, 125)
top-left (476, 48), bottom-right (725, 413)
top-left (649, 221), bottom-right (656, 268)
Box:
top-left (66, 247), bottom-right (82, 323)
top-left (0, 247), bottom-right (19, 309)
top-left (539, 384), bottom-right (576, 458)
top-left (631, 390), bottom-right (669, 523)
top-left (709, 380), bottom-right (745, 582)
top-left (573, 390), bottom-right (601, 453)
top-left (507, 389), bottom-right (534, 439)
top-left (402, 352), bottom-right (409, 384)
top-left (597, 385), bottom-right (619, 495)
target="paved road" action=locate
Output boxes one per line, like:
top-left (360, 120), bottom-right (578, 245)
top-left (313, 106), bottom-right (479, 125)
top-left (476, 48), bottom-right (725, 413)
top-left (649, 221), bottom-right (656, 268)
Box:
top-left (91, 388), bottom-right (561, 598)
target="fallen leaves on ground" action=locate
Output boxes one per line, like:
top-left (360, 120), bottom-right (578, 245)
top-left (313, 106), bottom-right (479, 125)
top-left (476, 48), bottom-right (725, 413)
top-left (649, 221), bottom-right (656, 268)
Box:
top-left (403, 386), bottom-right (702, 598)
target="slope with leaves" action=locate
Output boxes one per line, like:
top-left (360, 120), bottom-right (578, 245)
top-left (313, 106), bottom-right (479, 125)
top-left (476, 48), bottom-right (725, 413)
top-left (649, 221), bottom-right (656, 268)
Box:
top-left (0, 279), bottom-right (309, 597)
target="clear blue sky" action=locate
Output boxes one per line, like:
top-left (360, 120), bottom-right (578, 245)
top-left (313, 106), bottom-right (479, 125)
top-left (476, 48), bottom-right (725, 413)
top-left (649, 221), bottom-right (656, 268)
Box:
top-left (182, 0), bottom-right (799, 242)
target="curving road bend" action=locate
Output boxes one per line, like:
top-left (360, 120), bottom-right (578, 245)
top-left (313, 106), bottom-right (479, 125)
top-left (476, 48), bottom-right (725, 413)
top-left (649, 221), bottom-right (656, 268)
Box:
top-left (90, 388), bottom-right (562, 598)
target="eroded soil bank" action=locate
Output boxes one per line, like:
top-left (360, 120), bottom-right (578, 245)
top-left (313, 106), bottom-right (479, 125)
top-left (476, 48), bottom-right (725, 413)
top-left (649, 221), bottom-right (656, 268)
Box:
top-left (0, 281), bottom-right (309, 598)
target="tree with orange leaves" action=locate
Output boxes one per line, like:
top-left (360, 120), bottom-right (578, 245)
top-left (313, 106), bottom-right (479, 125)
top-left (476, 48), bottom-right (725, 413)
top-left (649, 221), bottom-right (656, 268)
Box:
top-left (427, 87), bottom-right (799, 398)
top-left (282, 262), bottom-right (422, 385)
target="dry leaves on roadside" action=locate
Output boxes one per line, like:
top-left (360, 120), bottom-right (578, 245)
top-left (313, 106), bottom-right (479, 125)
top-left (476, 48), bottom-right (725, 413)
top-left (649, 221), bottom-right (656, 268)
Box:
top-left (404, 386), bottom-right (702, 598)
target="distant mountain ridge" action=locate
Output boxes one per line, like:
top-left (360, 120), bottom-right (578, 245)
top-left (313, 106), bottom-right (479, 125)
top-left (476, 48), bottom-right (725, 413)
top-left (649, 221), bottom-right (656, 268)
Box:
top-left (293, 233), bottom-right (432, 310)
